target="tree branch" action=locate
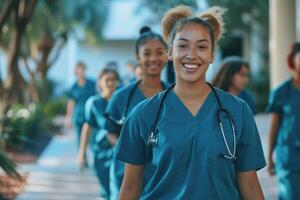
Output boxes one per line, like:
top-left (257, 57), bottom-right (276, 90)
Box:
top-left (0, 0), bottom-right (17, 31)
top-left (48, 37), bottom-right (67, 68)
top-left (23, 0), bottom-right (37, 24)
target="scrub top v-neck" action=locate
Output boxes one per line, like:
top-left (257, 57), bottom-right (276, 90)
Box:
top-left (115, 87), bottom-right (266, 200)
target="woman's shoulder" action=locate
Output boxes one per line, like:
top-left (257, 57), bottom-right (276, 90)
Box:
top-left (215, 87), bottom-right (244, 105)
top-left (128, 90), bottom-right (167, 121)
top-left (109, 82), bottom-right (138, 105)
top-left (271, 79), bottom-right (292, 96)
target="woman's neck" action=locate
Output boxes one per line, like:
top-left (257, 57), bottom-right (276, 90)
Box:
top-left (228, 86), bottom-right (240, 96)
top-left (293, 75), bottom-right (300, 90)
top-left (174, 77), bottom-right (210, 101)
top-left (77, 78), bottom-right (86, 86)
top-left (139, 75), bottom-right (163, 97)
top-left (102, 91), bottom-right (113, 100)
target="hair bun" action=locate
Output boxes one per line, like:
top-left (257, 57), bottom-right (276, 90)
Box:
top-left (139, 26), bottom-right (152, 35)
top-left (199, 6), bottom-right (226, 42)
top-left (161, 5), bottom-right (193, 42)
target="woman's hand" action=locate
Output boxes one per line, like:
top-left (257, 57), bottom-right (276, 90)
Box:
top-left (78, 150), bottom-right (85, 172)
top-left (267, 158), bottom-right (275, 176)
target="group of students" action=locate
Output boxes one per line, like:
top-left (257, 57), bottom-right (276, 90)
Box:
top-left (65, 5), bottom-right (300, 200)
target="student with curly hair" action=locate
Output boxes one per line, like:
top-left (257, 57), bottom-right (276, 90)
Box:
top-left (115, 5), bottom-right (265, 199)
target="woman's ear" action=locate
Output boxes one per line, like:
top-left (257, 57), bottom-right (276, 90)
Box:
top-left (167, 47), bottom-right (173, 61)
top-left (136, 53), bottom-right (140, 62)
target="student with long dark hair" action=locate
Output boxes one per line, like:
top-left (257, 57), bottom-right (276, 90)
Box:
top-left (104, 26), bottom-right (168, 200)
top-left (212, 56), bottom-right (256, 114)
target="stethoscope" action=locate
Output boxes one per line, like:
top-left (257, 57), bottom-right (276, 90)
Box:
top-left (104, 80), bottom-right (168, 135)
top-left (104, 80), bottom-right (141, 134)
top-left (147, 82), bottom-right (237, 161)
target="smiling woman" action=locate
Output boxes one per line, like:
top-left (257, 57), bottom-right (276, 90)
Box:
top-left (103, 26), bottom-right (169, 200)
top-left (115, 5), bottom-right (266, 200)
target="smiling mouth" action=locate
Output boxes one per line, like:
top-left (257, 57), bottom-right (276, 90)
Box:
top-left (183, 63), bottom-right (200, 71)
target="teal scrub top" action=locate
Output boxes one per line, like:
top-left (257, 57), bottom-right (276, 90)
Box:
top-left (115, 87), bottom-right (266, 199)
top-left (266, 79), bottom-right (300, 172)
top-left (68, 79), bottom-right (96, 124)
top-left (85, 95), bottom-right (111, 153)
top-left (104, 81), bottom-right (147, 134)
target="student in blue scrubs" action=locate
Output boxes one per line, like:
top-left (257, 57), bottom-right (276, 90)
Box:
top-left (66, 62), bottom-right (96, 149)
top-left (266, 42), bottom-right (300, 200)
top-left (212, 56), bottom-right (256, 114)
top-left (104, 26), bottom-right (168, 200)
top-left (116, 6), bottom-right (266, 199)
top-left (78, 68), bottom-right (120, 199)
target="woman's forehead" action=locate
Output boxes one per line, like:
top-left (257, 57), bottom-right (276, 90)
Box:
top-left (174, 23), bottom-right (211, 42)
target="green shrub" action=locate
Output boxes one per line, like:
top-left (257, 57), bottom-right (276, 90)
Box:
top-left (41, 96), bottom-right (67, 119)
top-left (3, 104), bottom-right (44, 146)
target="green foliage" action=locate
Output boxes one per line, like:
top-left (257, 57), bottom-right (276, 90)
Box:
top-left (0, 149), bottom-right (20, 180)
top-left (248, 68), bottom-right (270, 113)
top-left (41, 96), bottom-right (67, 119)
top-left (207, 0), bottom-right (268, 31)
top-left (2, 97), bottom-right (66, 147)
top-left (2, 104), bottom-right (44, 146)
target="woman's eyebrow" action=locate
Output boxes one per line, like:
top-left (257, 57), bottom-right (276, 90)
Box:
top-left (176, 38), bottom-right (209, 43)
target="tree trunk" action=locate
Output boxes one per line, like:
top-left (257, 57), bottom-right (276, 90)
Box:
top-left (5, 29), bottom-right (26, 103)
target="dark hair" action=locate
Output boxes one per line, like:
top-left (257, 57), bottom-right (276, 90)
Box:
top-left (135, 26), bottom-right (167, 55)
top-left (99, 68), bottom-right (120, 81)
top-left (212, 56), bottom-right (249, 92)
top-left (287, 42), bottom-right (300, 69)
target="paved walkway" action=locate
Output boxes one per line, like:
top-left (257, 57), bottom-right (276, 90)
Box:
top-left (17, 128), bottom-right (102, 200)
top-left (16, 114), bottom-right (278, 200)
top-left (255, 114), bottom-right (278, 200)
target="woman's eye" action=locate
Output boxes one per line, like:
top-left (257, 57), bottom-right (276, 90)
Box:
top-left (198, 46), bottom-right (207, 49)
top-left (178, 44), bottom-right (187, 48)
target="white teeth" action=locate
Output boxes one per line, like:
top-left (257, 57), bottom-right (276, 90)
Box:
top-left (184, 64), bottom-right (199, 69)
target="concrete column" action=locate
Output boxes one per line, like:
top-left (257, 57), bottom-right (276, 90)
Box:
top-left (269, 0), bottom-right (296, 88)
top-left (297, 0), bottom-right (300, 40)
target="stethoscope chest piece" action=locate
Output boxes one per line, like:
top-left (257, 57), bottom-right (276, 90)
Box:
top-left (147, 131), bottom-right (158, 147)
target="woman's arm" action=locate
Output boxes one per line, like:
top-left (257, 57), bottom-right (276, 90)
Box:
top-left (119, 163), bottom-right (144, 200)
top-left (106, 133), bottom-right (118, 146)
top-left (78, 123), bottom-right (91, 170)
top-left (65, 99), bottom-right (75, 128)
top-left (237, 170), bottom-right (264, 200)
top-left (267, 113), bottom-right (280, 175)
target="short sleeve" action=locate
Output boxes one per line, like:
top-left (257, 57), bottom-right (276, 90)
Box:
top-left (104, 92), bottom-right (122, 133)
top-left (265, 89), bottom-right (283, 114)
top-left (114, 106), bottom-right (151, 165)
top-left (67, 84), bottom-right (76, 99)
top-left (85, 97), bottom-right (97, 128)
top-left (235, 103), bottom-right (266, 172)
